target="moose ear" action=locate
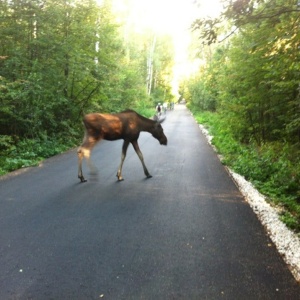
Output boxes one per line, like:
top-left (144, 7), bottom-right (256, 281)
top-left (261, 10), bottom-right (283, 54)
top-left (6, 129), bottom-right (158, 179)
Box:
top-left (152, 115), bottom-right (165, 123)
top-left (153, 115), bottom-right (159, 122)
top-left (158, 116), bottom-right (166, 124)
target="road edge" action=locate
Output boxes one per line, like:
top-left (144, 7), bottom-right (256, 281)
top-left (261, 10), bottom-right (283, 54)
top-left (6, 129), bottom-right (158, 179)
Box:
top-left (191, 112), bottom-right (300, 283)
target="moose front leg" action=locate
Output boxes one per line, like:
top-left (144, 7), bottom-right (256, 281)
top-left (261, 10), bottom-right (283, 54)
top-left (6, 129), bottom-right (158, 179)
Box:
top-left (117, 140), bottom-right (130, 181)
top-left (131, 141), bottom-right (152, 179)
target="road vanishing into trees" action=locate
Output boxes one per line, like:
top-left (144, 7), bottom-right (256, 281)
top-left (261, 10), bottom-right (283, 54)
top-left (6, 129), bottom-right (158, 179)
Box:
top-left (0, 105), bottom-right (299, 299)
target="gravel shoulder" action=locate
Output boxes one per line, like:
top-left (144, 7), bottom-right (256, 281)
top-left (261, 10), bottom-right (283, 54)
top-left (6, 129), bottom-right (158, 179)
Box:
top-left (198, 122), bottom-right (300, 282)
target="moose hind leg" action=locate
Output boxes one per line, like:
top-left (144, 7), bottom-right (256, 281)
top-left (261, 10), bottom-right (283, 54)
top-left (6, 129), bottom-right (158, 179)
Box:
top-left (131, 141), bottom-right (152, 179)
top-left (77, 147), bottom-right (87, 182)
top-left (77, 146), bottom-right (98, 182)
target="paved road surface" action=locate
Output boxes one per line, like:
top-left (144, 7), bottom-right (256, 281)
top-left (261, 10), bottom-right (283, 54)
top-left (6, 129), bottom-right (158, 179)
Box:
top-left (0, 105), bottom-right (299, 299)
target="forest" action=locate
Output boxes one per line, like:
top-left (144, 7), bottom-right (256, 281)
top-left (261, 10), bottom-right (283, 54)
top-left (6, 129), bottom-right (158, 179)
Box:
top-left (0, 0), bottom-right (174, 174)
top-left (183, 0), bottom-right (300, 231)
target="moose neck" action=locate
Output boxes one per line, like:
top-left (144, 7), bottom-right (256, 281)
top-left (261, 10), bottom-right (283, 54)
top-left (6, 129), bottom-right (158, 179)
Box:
top-left (137, 116), bottom-right (157, 134)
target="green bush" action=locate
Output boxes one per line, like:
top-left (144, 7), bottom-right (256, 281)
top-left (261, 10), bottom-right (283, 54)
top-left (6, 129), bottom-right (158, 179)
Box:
top-left (0, 135), bottom-right (78, 175)
top-left (190, 108), bottom-right (300, 232)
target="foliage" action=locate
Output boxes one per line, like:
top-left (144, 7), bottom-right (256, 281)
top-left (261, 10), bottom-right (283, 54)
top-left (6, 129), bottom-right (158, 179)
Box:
top-left (148, 35), bottom-right (175, 105)
top-left (192, 0), bottom-right (300, 45)
top-left (186, 1), bottom-right (300, 145)
top-left (189, 108), bottom-right (300, 232)
top-left (0, 134), bottom-right (77, 175)
top-left (0, 0), bottom-right (175, 174)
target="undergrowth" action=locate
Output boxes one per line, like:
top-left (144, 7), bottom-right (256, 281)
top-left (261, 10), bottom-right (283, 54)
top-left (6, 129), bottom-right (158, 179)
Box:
top-left (0, 134), bottom-right (78, 176)
top-left (190, 107), bottom-right (300, 232)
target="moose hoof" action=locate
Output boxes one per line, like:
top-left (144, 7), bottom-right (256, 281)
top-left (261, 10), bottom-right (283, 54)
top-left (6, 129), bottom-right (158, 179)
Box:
top-left (146, 174), bottom-right (153, 179)
top-left (79, 176), bottom-right (87, 183)
top-left (116, 174), bottom-right (124, 181)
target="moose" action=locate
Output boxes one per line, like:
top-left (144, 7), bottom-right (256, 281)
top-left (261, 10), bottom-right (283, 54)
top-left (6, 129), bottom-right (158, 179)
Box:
top-left (77, 109), bottom-right (168, 182)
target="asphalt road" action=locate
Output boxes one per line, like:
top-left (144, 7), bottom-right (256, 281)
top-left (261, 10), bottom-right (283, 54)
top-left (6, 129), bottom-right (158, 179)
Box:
top-left (0, 105), bottom-right (299, 300)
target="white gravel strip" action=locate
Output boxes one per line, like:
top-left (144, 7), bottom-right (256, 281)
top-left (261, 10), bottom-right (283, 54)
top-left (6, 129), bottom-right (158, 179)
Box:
top-left (198, 122), bottom-right (300, 282)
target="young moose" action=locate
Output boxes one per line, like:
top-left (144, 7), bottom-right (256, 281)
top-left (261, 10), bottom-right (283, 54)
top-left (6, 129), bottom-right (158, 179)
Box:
top-left (77, 109), bottom-right (167, 182)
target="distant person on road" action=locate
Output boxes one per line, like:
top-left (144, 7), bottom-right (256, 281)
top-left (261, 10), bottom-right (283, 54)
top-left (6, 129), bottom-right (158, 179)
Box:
top-left (163, 102), bottom-right (167, 114)
top-left (156, 103), bottom-right (162, 116)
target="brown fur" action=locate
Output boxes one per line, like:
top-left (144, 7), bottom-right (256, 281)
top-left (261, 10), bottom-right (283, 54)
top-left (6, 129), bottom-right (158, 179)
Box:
top-left (77, 110), bottom-right (167, 182)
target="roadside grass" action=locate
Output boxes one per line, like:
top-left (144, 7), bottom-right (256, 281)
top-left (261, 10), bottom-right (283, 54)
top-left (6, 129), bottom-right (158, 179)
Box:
top-left (135, 104), bottom-right (156, 118)
top-left (0, 134), bottom-right (78, 176)
top-left (190, 108), bottom-right (300, 233)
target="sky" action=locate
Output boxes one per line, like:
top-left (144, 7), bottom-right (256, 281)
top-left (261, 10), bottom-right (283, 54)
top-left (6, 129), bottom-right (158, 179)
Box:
top-left (110, 0), bottom-right (222, 31)
top-left (108, 0), bottom-right (223, 93)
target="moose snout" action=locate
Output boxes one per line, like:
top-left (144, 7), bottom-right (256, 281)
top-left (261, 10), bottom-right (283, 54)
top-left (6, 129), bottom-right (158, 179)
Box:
top-left (160, 136), bottom-right (168, 145)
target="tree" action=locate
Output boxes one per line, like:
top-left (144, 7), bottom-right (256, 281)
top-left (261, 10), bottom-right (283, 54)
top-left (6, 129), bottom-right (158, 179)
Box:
top-left (149, 35), bottom-right (175, 104)
top-left (189, 0), bottom-right (300, 145)
top-left (192, 0), bottom-right (300, 45)
top-left (0, 0), bottom-right (132, 138)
